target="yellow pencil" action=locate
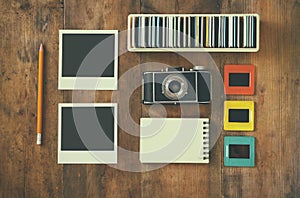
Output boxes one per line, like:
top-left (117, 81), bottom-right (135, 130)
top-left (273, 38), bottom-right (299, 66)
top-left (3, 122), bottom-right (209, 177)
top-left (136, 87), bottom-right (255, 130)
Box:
top-left (37, 44), bottom-right (44, 145)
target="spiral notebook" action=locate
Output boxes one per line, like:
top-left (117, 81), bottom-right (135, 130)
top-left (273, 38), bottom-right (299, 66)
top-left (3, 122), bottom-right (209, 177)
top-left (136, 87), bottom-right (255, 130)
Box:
top-left (140, 118), bottom-right (209, 163)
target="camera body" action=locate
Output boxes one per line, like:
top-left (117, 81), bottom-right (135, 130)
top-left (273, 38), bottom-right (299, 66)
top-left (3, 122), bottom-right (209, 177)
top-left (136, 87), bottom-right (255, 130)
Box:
top-left (142, 66), bottom-right (211, 104)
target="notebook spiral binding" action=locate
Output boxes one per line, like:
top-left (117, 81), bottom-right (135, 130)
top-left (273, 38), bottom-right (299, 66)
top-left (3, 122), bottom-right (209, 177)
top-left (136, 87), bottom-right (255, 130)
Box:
top-left (202, 121), bottom-right (210, 160)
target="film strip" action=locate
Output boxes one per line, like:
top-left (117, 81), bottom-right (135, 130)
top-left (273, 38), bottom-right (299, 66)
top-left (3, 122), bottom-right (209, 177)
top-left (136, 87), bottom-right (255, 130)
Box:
top-left (128, 14), bottom-right (259, 52)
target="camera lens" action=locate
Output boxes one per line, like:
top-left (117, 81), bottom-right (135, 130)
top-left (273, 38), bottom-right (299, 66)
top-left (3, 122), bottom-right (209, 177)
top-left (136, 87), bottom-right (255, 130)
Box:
top-left (168, 80), bottom-right (181, 93)
top-left (162, 74), bottom-right (188, 100)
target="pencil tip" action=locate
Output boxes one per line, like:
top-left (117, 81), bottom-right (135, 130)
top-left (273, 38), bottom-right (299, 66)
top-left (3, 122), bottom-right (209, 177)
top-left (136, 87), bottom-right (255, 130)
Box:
top-left (39, 43), bottom-right (43, 50)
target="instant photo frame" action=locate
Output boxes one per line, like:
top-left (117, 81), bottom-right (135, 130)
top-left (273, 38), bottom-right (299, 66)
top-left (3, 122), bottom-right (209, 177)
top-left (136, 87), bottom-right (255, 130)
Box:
top-left (58, 30), bottom-right (118, 90)
top-left (58, 103), bottom-right (118, 164)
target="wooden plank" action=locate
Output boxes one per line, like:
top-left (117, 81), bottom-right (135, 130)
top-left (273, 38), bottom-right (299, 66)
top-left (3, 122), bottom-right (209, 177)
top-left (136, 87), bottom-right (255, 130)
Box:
top-left (220, 0), bottom-right (298, 197)
top-left (140, 1), bottom-right (180, 197)
top-left (25, 1), bottom-right (64, 197)
top-left (0, 2), bottom-right (33, 197)
top-left (0, 0), bottom-right (299, 197)
top-left (220, 1), bottom-right (262, 197)
top-left (177, 2), bottom-right (223, 198)
top-left (63, 0), bottom-right (141, 197)
top-left (0, 3), bottom-right (26, 196)
top-left (0, 1), bottom-right (64, 197)
top-left (178, 0), bottom-right (221, 14)
top-left (217, 2), bottom-right (255, 197)
top-left (140, 1), bottom-right (221, 197)
top-left (280, 0), bottom-right (300, 197)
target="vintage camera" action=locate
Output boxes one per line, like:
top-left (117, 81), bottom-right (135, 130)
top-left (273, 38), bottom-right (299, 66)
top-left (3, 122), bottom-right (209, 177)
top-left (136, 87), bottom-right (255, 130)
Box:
top-left (142, 66), bottom-right (211, 104)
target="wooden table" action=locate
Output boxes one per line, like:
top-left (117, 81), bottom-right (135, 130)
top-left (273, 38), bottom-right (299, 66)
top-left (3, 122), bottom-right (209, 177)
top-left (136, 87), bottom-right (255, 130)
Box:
top-left (1, 0), bottom-right (299, 197)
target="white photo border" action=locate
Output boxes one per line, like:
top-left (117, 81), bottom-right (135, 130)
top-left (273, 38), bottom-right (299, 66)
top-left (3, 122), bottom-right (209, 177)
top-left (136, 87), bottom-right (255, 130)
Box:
top-left (58, 30), bottom-right (118, 90)
top-left (58, 103), bottom-right (118, 164)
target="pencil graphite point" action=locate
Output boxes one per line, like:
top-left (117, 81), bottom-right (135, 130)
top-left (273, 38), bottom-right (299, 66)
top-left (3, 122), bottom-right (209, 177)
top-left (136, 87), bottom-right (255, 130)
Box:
top-left (39, 43), bottom-right (43, 51)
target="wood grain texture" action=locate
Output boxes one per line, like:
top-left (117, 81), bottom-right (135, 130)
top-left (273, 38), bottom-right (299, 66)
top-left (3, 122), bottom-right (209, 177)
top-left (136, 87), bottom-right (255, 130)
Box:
top-left (140, 1), bottom-right (222, 197)
top-left (63, 0), bottom-right (141, 198)
top-left (0, 0), bottom-right (64, 198)
top-left (0, 0), bottom-right (299, 197)
top-left (221, 0), bottom-right (300, 198)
